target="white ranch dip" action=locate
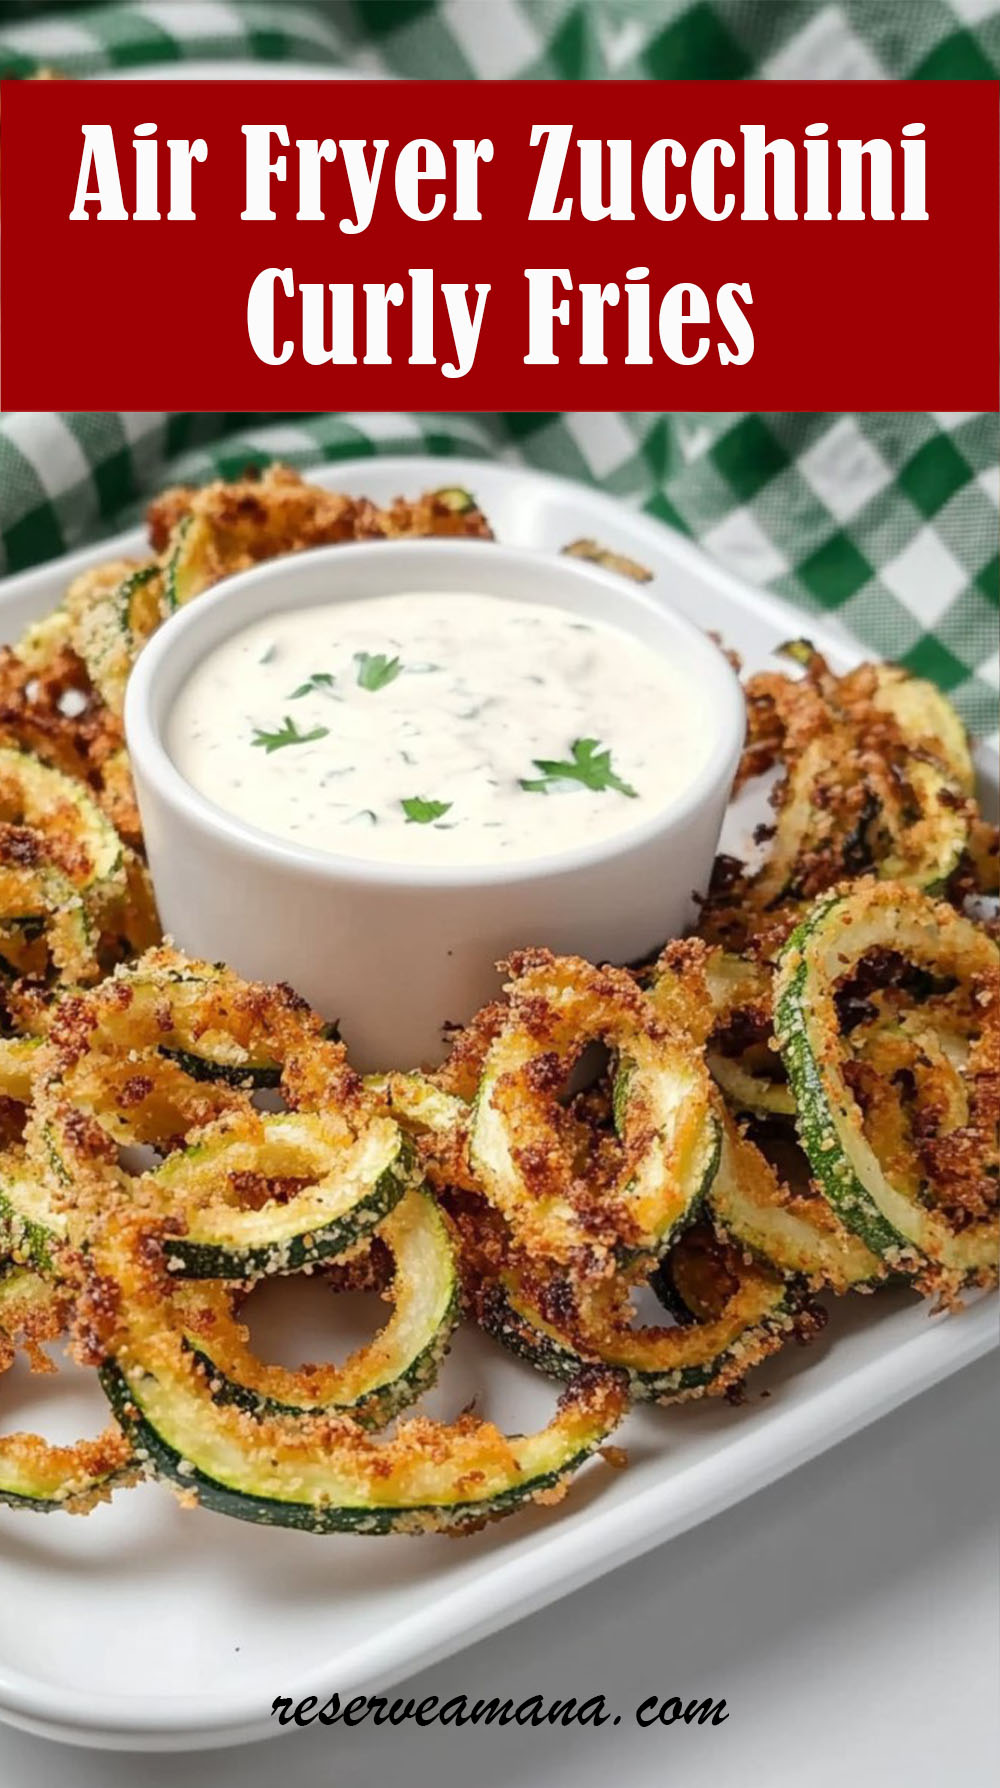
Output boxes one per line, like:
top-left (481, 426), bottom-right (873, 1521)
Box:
top-left (168, 592), bottom-right (713, 866)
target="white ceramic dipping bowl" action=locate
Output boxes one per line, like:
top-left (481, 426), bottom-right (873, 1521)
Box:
top-left (125, 540), bottom-right (745, 1071)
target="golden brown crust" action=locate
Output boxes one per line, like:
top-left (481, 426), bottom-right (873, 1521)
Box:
top-left (146, 463), bottom-right (492, 562)
top-left (0, 471), bottom-right (993, 1540)
top-left (0, 1270), bottom-right (136, 1510)
top-left (704, 643), bottom-right (976, 952)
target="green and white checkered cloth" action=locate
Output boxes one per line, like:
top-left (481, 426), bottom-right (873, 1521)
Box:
top-left (1, 2), bottom-right (997, 737)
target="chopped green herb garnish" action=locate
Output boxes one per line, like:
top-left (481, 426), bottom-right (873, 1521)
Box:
top-left (251, 716), bottom-right (330, 754)
top-left (289, 672), bottom-right (335, 699)
top-left (519, 738), bottom-right (637, 799)
top-left (401, 797), bottom-right (452, 825)
top-left (355, 652), bottom-right (402, 692)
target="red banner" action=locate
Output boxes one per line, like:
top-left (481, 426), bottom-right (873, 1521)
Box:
top-left (2, 79), bottom-right (997, 409)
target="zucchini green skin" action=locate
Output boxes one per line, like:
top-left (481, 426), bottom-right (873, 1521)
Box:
top-left (26, 954), bottom-right (356, 1258)
top-left (774, 885), bottom-right (999, 1284)
top-left (608, 1058), bottom-right (722, 1264)
top-left (775, 977), bottom-right (903, 1261)
top-left (60, 957), bottom-right (337, 1090)
top-left (118, 562), bottom-right (161, 634)
top-left (704, 1119), bottom-right (884, 1293)
top-left (162, 514), bottom-right (208, 612)
top-left (707, 1053), bottom-right (796, 1120)
top-left (480, 1251), bottom-right (808, 1404)
top-left (157, 1047), bottom-right (283, 1090)
top-left (0, 747), bottom-right (124, 908)
top-left (0, 1191), bottom-right (60, 1275)
top-left (155, 1120), bottom-right (415, 1280)
top-left (0, 1451), bottom-right (136, 1516)
top-left (0, 1151), bottom-right (65, 1274)
top-left (366, 1071), bottom-right (466, 1141)
top-left (871, 666), bottom-right (974, 796)
top-left (160, 1020), bottom-right (340, 1089)
top-left (749, 729), bottom-right (967, 911)
top-left (646, 1259), bottom-right (699, 1327)
top-left (99, 563), bottom-right (162, 713)
top-left (470, 977), bottom-right (721, 1268)
top-left (0, 1269), bottom-right (136, 1513)
top-left (560, 539), bottom-right (654, 583)
top-left (0, 1260), bottom-right (51, 1318)
top-left (365, 1072), bottom-right (474, 1197)
top-left (881, 759), bottom-right (968, 893)
top-left (432, 486), bottom-right (476, 514)
top-left (183, 1315), bottom-right (454, 1428)
top-left (652, 951), bottom-right (796, 1123)
top-left (2, 1487), bottom-right (73, 1515)
top-left (99, 1358), bottom-right (625, 1536)
top-left (182, 1190), bottom-right (461, 1427)
top-left (615, 1107), bottom-right (721, 1266)
top-left (0, 866), bottom-right (96, 986)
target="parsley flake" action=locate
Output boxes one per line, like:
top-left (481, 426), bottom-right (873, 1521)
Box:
top-left (289, 672), bottom-right (335, 699)
top-left (355, 652), bottom-right (402, 692)
top-left (401, 797), bottom-right (452, 825)
top-left (250, 716), bottom-right (330, 754)
top-left (519, 738), bottom-right (637, 799)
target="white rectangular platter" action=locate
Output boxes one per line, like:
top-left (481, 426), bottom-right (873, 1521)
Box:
top-left (0, 453), bottom-right (995, 1752)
